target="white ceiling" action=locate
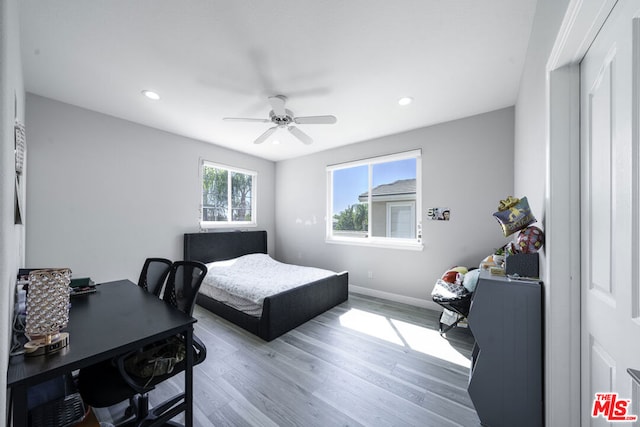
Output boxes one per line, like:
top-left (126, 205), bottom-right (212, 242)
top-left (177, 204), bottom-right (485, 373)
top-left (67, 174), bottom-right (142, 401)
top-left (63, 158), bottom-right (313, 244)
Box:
top-left (18, 1), bottom-right (537, 162)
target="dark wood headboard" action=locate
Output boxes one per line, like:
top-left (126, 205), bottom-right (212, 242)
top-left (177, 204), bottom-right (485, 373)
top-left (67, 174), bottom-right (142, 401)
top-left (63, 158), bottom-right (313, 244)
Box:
top-left (183, 231), bottom-right (267, 264)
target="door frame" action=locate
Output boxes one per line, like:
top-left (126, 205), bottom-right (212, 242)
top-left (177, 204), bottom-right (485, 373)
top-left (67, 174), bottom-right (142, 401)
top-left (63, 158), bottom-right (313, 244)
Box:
top-left (546, 1), bottom-right (619, 426)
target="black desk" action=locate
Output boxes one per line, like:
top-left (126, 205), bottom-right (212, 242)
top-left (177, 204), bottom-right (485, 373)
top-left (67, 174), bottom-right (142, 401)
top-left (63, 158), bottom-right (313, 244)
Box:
top-left (7, 280), bottom-right (197, 426)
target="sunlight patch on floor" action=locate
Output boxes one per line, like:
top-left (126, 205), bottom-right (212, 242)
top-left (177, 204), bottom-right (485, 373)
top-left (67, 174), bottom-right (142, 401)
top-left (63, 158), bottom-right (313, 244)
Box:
top-left (339, 308), bottom-right (406, 346)
top-left (339, 308), bottom-right (471, 368)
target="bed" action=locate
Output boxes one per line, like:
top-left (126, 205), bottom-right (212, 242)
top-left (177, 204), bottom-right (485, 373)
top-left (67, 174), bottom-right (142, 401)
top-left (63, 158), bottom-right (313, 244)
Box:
top-left (183, 231), bottom-right (349, 341)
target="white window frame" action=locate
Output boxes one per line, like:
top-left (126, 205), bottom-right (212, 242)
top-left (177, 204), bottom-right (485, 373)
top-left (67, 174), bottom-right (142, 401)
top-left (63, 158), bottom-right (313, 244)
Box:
top-left (200, 159), bottom-right (257, 229)
top-left (326, 150), bottom-right (423, 250)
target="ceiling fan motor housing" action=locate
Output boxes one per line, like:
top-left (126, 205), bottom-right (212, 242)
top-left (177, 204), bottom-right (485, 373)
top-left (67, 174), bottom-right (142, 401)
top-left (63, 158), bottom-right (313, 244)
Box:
top-left (270, 109), bottom-right (294, 126)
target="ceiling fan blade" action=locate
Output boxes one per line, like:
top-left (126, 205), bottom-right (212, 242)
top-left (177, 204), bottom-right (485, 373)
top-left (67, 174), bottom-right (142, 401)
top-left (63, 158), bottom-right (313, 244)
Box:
top-left (293, 115), bottom-right (337, 125)
top-left (223, 117), bottom-right (270, 123)
top-left (288, 126), bottom-right (313, 145)
top-left (254, 126), bottom-right (278, 144)
top-left (268, 95), bottom-right (287, 116)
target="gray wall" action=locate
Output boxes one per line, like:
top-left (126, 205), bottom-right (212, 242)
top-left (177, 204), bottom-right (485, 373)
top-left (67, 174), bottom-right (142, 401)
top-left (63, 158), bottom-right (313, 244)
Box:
top-left (25, 94), bottom-right (276, 284)
top-left (515, 0), bottom-right (570, 223)
top-left (275, 107), bottom-right (515, 307)
top-left (1, 0), bottom-right (25, 421)
top-left (26, 99), bottom-right (513, 310)
top-left (514, 1), bottom-right (573, 425)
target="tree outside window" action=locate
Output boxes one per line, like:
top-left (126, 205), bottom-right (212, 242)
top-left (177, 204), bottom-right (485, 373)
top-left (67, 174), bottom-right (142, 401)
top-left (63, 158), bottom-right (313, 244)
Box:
top-left (201, 161), bottom-right (256, 227)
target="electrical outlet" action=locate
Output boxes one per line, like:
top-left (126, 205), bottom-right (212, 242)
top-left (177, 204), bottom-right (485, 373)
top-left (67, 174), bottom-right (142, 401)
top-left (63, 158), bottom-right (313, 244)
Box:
top-left (367, 271), bottom-right (374, 279)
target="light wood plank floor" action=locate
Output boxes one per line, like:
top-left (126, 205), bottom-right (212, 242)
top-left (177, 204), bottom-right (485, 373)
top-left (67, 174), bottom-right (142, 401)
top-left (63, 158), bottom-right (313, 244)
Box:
top-left (96, 294), bottom-right (480, 426)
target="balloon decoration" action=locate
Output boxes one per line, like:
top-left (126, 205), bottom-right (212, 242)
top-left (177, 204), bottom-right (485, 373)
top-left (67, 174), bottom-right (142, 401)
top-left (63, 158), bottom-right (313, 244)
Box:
top-left (516, 226), bottom-right (545, 253)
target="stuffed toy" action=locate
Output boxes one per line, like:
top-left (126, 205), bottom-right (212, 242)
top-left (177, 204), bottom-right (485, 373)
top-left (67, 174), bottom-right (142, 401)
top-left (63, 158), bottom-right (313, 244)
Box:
top-left (431, 266), bottom-right (469, 299)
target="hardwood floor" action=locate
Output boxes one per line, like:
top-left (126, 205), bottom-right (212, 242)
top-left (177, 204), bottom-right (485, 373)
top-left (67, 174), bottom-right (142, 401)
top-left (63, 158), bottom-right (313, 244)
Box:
top-left (95, 294), bottom-right (480, 426)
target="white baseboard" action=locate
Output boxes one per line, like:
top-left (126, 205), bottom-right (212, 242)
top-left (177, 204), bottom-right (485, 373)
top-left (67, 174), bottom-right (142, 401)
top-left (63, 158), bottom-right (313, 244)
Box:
top-left (348, 285), bottom-right (442, 312)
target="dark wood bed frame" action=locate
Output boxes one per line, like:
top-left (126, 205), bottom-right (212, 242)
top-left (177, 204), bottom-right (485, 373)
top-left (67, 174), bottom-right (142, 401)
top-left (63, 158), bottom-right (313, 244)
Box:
top-left (183, 231), bottom-right (349, 341)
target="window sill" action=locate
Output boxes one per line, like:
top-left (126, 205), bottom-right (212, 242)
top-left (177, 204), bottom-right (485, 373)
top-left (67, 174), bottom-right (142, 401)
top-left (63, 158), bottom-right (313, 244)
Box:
top-left (200, 222), bottom-right (257, 230)
top-left (325, 237), bottom-right (424, 251)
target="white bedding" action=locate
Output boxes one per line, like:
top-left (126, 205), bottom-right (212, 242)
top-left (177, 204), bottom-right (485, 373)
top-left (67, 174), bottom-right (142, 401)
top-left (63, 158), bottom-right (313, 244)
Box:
top-left (199, 253), bottom-right (336, 316)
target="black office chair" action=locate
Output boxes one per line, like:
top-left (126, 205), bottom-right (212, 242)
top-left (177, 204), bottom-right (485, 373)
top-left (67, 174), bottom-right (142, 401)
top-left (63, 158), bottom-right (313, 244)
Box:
top-left (77, 261), bottom-right (208, 427)
top-left (138, 258), bottom-right (172, 297)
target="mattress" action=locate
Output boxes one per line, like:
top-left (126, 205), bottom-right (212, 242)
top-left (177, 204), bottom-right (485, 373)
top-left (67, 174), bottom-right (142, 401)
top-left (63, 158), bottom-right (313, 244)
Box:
top-left (199, 253), bottom-right (336, 316)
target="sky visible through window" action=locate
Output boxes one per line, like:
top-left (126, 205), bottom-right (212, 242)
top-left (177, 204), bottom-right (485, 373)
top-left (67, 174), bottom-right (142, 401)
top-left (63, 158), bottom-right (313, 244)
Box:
top-left (332, 158), bottom-right (416, 215)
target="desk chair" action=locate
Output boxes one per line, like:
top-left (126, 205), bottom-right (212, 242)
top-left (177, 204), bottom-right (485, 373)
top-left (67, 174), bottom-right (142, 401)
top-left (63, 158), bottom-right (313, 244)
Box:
top-left (77, 261), bottom-right (208, 426)
top-left (138, 258), bottom-right (172, 297)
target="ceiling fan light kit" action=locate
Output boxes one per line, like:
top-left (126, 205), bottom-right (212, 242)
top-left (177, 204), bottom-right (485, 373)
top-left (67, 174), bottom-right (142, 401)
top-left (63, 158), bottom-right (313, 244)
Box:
top-left (223, 95), bottom-right (337, 145)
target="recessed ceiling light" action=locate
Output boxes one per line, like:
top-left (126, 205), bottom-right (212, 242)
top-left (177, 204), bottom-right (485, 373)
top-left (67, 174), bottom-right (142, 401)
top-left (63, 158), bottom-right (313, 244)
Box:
top-left (398, 97), bottom-right (413, 106)
top-left (272, 140), bottom-right (281, 145)
top-left (142, 90), bottom-right (160, 100)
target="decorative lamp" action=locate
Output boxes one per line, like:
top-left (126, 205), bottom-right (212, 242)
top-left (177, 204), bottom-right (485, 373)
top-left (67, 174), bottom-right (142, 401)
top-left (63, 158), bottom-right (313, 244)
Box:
top-left (24, 268), bottom-right (71, 356)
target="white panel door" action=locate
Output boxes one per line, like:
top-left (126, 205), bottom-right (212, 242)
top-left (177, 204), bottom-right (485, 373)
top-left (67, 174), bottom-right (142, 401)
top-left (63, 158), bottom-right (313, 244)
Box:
top-left (581, 0), bottom-right (640, 425)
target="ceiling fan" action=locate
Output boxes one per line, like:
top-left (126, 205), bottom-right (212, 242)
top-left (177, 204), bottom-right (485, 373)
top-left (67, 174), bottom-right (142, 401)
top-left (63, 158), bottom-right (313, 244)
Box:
top-left (223, 95), bottom-right (337, 145)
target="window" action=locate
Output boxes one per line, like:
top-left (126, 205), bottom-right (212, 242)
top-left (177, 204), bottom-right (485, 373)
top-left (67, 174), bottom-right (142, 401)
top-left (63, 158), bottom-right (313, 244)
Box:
top-left (327, 150), bottom-right (422, 249)
top-left (200, 160), bottom-right (256, 228)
